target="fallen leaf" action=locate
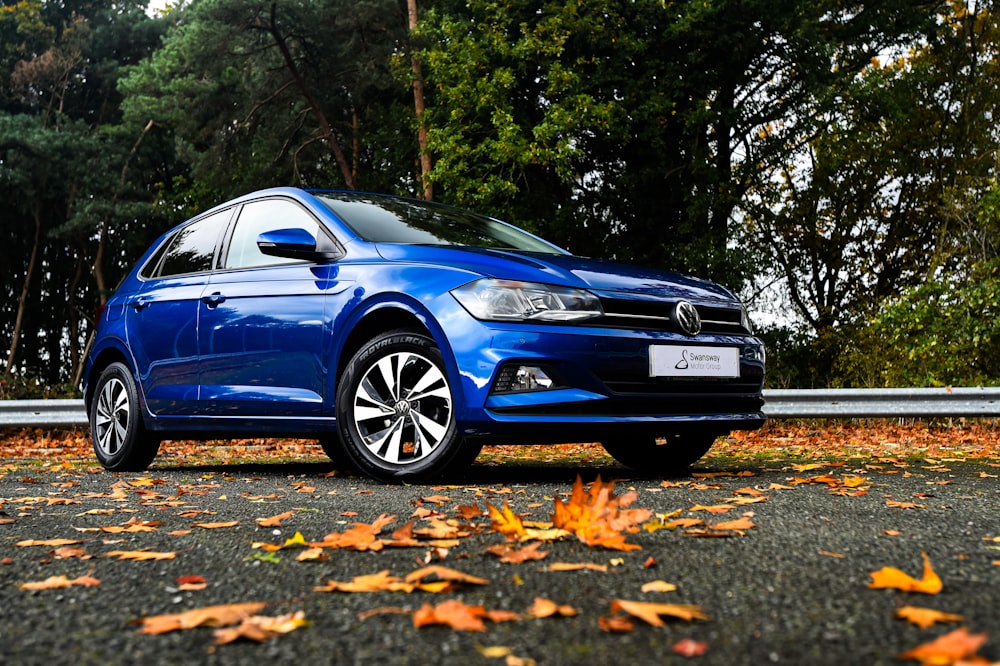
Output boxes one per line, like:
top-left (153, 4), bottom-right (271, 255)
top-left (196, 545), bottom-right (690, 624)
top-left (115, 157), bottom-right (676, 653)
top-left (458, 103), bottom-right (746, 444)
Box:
top-left (192, 521), bottom-right (239, 529)
top-left (546, 562), bottom-right (608, 573)
top-left (552, 475), bottom-right (651, 551)
top-left (610, 599), bottom-right (710, 626)
top-left (526, 597), bottom-right (577, 618)
top-left (641, 580), bottom-right (678, 593)
top-left (868, 552), bottom-right (942, 594)
top-left (894, 606), bottom-right (964, 630)
top-left (486, 542), bottom-right (549, 564)
top-left (898, 627), bottom-right (988, 664)
top-left (104, 550), bottom-right (176, 561)
top-left (16, 538), bottom-right (83, 547)
top-left (135, 602), bottom-right (267, 634)
top-left (487, 501), bottom-right (529, 540)
top-left (413, 600), bottom-right (494, 632)
top-left (886, 500), bottom-right (927, 510)
top-left (673, 637), bottom-right (709, 657)
top-left (404, 565), bottom-right (489, 587)
top-left (19, 574), bottom-right (100, 590)
top-left (256, 511), bottom-right (294, 527)
top-left (212, 610), bottom-right (308, 645)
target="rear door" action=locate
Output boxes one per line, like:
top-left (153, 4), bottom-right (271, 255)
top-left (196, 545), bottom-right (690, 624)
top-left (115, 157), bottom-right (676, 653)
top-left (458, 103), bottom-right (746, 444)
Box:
top-left (197, 197), bottom-right (344, 416)
top-left (125, 208), bottom-right (233, 415)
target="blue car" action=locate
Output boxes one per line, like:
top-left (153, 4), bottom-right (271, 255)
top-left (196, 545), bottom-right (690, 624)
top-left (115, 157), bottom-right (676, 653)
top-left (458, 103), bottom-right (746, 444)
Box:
top-left (84, 188), bottom-right (765, 482)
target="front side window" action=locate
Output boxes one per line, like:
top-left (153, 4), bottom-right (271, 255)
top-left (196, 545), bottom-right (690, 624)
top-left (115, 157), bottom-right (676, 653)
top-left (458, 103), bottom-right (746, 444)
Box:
top-left (224, 199), bottom-right (323, 270)
top-left (155, 209), bottom-right (231, 277)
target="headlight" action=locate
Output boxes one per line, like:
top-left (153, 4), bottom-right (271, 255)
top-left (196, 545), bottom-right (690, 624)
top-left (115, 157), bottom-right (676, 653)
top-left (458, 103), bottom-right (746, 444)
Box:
top-left (451, 279), bottom-right (603, 322)
top-left (740, 305), bottom-right (753, 334)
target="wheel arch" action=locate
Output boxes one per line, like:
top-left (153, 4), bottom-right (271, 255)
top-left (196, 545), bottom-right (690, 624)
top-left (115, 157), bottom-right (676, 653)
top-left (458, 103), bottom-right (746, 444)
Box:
top-left (84, 346), bottom-right (133, 411)
top-left (333, 298), bottom-right (462, 406)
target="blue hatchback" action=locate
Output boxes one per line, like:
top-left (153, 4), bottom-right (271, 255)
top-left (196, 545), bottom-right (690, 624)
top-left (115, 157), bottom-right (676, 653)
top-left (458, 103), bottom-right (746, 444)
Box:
top-left (84, 188), bottom-right (765, 481)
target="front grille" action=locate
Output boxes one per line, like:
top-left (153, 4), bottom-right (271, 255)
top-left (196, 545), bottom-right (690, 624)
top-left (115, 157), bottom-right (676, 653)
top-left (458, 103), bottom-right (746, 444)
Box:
top-left (596, 298), bottom-right (748, 335)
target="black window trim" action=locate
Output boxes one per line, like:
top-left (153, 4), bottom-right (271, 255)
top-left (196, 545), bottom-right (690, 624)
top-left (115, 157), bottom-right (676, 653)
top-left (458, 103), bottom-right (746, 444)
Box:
top-left (138, 206), bottom-right (236, 280)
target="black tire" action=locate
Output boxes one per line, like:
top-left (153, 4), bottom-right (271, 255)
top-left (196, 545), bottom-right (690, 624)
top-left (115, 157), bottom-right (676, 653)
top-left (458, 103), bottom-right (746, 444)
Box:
top-left (90, 362), bottom-right (160, 472)
top-left (336, 331), bottom-right (477, 483)
top-left (600, 431), bottom-right (718, 475)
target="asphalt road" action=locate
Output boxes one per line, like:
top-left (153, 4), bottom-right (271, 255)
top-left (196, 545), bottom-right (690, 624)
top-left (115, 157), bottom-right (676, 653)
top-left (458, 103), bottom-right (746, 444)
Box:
top-left (2, 448), bottom-right (999, 665)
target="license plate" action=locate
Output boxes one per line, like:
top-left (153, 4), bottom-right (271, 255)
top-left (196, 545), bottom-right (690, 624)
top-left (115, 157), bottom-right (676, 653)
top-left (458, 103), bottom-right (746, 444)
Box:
top-left (649, 345), bottom-right (740, 378)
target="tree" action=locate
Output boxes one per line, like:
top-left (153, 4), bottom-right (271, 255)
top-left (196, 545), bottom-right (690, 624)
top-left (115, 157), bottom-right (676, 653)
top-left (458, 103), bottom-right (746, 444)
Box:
top-left (118, 0), bottom-right (415, 204)
top-left (419, 0), bottom-right (938, 291)
top-left (742, 0), bottom-right (1000, 385)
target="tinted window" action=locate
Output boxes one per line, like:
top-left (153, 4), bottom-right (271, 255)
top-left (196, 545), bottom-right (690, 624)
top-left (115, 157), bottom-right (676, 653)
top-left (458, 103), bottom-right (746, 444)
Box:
top-left (316, 193), bottom-right (564, 254)
top-left (223, 199), bottom-right (323, 270)
top-left (156, 210), bottom-right (230, 277)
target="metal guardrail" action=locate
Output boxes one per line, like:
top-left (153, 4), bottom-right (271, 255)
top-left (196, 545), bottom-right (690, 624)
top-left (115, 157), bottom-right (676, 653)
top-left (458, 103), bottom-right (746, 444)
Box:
top-left (1, 388), bottom-right (999, 429)
top-left (0, 399), bottom-right (88, 428)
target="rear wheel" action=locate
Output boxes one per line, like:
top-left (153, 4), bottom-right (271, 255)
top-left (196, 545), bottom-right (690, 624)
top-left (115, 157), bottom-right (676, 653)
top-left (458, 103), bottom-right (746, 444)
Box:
top-left (600, 431), bottom-right (718, 475)
top-left (90, 362), bottom-right (160, 472)
top-left (336, 331), bottom-right (479, 483)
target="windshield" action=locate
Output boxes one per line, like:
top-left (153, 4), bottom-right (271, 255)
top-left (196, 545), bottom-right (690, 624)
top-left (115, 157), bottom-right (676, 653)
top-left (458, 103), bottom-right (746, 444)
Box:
top-left (315, 193), bottom-right (565, 254)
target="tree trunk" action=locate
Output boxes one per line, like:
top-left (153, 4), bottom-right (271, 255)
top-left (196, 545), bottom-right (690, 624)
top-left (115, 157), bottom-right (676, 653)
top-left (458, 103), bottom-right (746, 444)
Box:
top-left (268, 2), bottom-right (355, 190)
top-left (407, 0), bottom-right (433, 200)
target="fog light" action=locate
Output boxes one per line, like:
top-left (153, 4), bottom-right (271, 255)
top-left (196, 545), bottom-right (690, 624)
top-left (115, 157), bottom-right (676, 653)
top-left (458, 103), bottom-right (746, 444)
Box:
top-left (492, 364), bottom-right (558, 393)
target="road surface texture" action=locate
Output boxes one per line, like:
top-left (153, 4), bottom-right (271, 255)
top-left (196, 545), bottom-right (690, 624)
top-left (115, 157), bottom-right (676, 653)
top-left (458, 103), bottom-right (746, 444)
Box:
top-left (1, 436), bottom-right (998, 665)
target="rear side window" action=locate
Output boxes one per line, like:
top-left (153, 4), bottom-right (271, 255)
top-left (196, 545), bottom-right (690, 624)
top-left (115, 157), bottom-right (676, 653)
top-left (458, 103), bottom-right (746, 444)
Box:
top-left (153, 209), bottom-right (231, 277)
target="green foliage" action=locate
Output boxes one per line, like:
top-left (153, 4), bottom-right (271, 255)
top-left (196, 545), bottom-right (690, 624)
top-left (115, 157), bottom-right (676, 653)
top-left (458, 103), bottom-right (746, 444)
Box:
top-left (842, 258), bottom-right (1000, 387)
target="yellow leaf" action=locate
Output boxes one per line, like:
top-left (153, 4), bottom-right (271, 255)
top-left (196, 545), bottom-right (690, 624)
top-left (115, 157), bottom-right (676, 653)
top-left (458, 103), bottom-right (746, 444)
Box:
top-left (641, 580), bottom-right (678, 593)
top-left (868, 552), bottom-right (942, 594)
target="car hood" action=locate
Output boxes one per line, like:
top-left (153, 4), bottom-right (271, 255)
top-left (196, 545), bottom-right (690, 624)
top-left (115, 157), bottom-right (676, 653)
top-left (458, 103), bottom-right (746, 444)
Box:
top-left (374, 244), bottom-right (735, 302)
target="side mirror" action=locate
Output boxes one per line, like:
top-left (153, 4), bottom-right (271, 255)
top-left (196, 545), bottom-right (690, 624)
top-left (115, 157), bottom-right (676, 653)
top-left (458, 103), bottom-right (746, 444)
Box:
top-left (257, 228), bottom-right (341, 261)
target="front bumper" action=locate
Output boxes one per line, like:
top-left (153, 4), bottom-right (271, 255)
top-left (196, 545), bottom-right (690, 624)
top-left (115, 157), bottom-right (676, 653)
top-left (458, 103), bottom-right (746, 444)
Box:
top-left (446, 319), bottom-right (765, 442)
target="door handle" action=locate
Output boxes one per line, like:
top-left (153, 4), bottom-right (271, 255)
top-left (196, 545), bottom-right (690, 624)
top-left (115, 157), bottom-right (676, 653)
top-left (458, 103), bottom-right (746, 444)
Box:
top-left (132, 296), bottom-right (150, 312)
top-left (201, 292), bottom-right (226, 308)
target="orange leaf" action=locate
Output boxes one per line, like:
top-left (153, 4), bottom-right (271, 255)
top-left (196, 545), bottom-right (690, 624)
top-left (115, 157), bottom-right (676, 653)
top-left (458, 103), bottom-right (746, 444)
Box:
top-left (413, 600), bottom-right (488, 632)
top-left (314, 570), bottom-right (413, 593)
top-left (256, 511), bottom-right (294, 527)
top-left (136, 602), bottom-right (268, 634)
top-left (192, 520), bottom-right (239, 529)
top-left (894, 606), bottom-right (964, 630)
top-left (546, 562), bottom-right (608, 573)
top-left (486, 542), bottom-right (549, 564)
top-left (487, 501), bottom-right (528, 540)
top-left (104, 550), bottom-right (176, 561)
top-left (19, 574), bottom-right (100, 590)
top-left (868, 552), bottom-right (942, 594)
top-left (551, 475), bottom-right (650, 551)
top-left (404, 565), bottom-right (489, 587)
top-left (526, 597), bottom-right (578, 618)
top-left (16, 538), bottom-right (83, 547)
top-left (610, 599), bottom-right (710, 626)
top-left (898, 627), bottom-right (988, 664)
top-left (212, 610), bottom-right (308, 645)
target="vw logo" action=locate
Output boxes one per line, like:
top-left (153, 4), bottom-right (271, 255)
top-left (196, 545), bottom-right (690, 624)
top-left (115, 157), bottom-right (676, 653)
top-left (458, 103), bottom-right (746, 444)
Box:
top-left (675, 301), bottom-right (701, 336)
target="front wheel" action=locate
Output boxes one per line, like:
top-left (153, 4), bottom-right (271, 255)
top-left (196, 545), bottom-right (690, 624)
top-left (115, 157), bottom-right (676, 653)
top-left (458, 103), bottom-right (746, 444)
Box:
top-left (90, 362), bottom-right (160, 472)
top-left (601, 431), bottom-right (718, 475)
top-left (336, 331), bottom-right (479, 483)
